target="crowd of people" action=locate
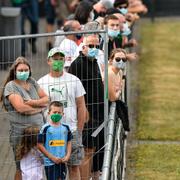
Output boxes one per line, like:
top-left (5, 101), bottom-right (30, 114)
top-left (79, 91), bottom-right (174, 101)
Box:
top-left (0, 0), bottom-right (147, 179)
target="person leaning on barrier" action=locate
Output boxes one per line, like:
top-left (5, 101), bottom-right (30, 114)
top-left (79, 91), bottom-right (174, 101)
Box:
top-left (37, 47), bottom-right (88, 180)
top-left (108, 48), bottom-right (130, 132)
top-left (114, 0), bottom-right (140, 23)
top-left (104, 14), bottom-right (138, 61)
top-left (108, 48), bottom-right (125, 102)
top-left (68, 34), bottom-right (104, 180)
top-left (0, 56), bottom-right (49, 180)
top-left (104, 14), bottom-right (123, 57)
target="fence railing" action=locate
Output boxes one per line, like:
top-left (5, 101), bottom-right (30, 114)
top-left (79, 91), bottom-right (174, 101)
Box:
top-left (0, 29), bottom-right (127, 180)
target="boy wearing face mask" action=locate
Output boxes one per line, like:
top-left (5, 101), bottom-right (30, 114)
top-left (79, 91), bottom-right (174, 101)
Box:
top-left (38, 101), bottom-right (72, 180)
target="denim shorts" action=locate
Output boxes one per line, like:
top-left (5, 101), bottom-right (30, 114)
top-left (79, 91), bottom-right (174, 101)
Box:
top-left (68, 131), bottom-right (84, 166)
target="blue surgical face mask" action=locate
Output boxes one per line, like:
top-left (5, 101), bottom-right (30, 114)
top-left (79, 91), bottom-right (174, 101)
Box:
top-left (119, 8), bottom-right (128, 15)
top-left (122, 22), bottom-right (131, 36)
top-left (113, 60), bottom-right (126, 70)
top-left (16, 71), bottom-right (30, 81)
top-left (108, 29), bottom-right (120, 38)
top-left (87, 48), bottom-right (99, 58)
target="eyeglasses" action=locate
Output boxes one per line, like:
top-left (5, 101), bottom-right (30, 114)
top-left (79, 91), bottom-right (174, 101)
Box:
top-left (115, 57), bottom-right (127, 62)
top-left (85, 44), bottom-right (100, 49)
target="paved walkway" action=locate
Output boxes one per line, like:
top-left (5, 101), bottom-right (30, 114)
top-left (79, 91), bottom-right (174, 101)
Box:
top-left (0, 18), bottom-right (49, 180)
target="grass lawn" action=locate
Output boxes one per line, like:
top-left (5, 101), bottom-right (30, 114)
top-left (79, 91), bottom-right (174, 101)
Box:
top-left (127, 144), bottom-right (180, 180)
top-left (137, 19), bottom-right (180, 140)
top-left (127, 19), bottom-right (180, 180)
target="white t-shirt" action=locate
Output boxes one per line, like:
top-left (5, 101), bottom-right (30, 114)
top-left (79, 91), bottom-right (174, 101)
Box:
top-left (38, 72), bottom-right (86, 132)
top-left (59, 38), bottom-right (78, 67)
top-left (54, 29), bottom-right (65, 47)
top-left (20, 148), bottom-right (43, 180)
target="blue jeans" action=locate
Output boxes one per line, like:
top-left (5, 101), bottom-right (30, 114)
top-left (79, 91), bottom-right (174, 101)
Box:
top-left (13, 0), bottom-right (39, 53)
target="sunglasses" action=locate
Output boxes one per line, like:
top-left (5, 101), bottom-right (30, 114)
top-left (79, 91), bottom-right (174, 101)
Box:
top-left (86, 44), bottom-right (100, 49)
top-left (115, 57), bottom-right (127, 62)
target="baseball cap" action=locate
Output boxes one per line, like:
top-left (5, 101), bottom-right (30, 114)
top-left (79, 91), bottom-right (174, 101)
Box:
top-left (47, 47), bottom-right (65, 58)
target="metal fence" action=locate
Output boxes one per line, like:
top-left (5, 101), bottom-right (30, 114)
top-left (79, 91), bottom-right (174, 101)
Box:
top-left (0, 29), bottom-right (127, 180)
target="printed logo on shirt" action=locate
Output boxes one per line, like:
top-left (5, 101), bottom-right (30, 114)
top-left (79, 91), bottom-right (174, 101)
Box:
top-left (49, 140), bottom-right (65, 146)
top-left (48, 83), bottom-right (68, 108)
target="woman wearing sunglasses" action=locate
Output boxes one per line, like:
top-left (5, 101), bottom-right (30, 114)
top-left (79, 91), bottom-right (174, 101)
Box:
top-left (108, 48), bottom-right (130, 132)
top-left (108, 48), bottom-right (127, 102)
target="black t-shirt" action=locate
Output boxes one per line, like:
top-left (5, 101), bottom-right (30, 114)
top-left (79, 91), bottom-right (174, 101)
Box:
top-left (68, 52), bottom-right (104, 126)
top-left (108, 35), bottom-right (123, 57)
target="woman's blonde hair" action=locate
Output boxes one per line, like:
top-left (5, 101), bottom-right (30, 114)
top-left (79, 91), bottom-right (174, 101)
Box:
top-left (0, 56), bottom-right (31, 103)
top-left (16, 126), bottom-right (39, 160)
top-left (109, 48), bottom-right (127, 64)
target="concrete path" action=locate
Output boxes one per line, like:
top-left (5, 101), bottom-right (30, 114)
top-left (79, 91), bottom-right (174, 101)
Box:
top-left (0, 18), bottom-right (49, 180)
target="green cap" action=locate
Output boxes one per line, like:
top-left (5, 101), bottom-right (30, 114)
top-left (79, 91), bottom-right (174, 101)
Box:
top-left (48, 47), bottom-right (65, 58)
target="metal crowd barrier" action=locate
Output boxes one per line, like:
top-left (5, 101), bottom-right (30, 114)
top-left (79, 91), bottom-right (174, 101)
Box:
top-left (0, 29), bottom-right (127, 180)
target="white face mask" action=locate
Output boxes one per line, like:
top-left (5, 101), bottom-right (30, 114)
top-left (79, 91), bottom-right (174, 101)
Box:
top-left (112, 59), bottom-right (126, 70)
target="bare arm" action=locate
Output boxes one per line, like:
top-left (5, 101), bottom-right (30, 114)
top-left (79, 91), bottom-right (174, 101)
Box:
top-left (108, 73), bottom-right (121, 102)
top-left (8, 93), bottom-right (42, 114)
top-left (37, 143), bottom-right (62, 164)
top-left (61, 141), bottom-right (72, 163)
top-left (25, 87), bottom-right (49, 108)
top-left (76, 96), bottom-right (87, 131)
top-left (126, 52), bottom-right (139, 61)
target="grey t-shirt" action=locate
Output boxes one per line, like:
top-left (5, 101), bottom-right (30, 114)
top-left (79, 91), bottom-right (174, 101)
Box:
top-left (3, 77), bottom-right (44, 135)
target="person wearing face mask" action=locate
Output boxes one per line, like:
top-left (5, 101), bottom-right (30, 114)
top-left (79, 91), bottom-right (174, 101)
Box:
top-left (38, 47), bottom-right (88, 180)
top-left (108, 48), bottom-right (126, 101)
top-left (38, 101), bottom-right (72, 180)
top-left (0, 56), bottom-right (49, 180)
top-left (114, 0), bottom-right (129, 14)
top-left (108, 48), bottom-right (130, 132)
top-left (104, 14), bottom-right (123, 57)
top-left (69, 34), bottom-right (104, 180)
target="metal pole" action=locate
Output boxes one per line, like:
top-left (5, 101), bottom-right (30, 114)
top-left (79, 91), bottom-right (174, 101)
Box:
top-left (103, 27), bottom-right (109, 142)
top-left (0, 30), bottom-right (106, 41)
top-left (102, 102), bottom-right (116, 180)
